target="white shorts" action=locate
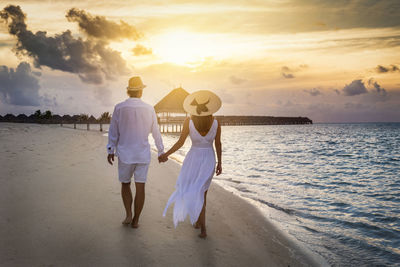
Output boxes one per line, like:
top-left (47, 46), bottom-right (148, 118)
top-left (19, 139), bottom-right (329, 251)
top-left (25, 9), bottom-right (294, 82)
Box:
top-left (118, 158), bottom-right (149, 184)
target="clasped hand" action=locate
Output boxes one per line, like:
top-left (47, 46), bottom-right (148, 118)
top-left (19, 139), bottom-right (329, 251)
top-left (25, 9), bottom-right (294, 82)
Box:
top-left (158, 153), bottom-right (168, 163)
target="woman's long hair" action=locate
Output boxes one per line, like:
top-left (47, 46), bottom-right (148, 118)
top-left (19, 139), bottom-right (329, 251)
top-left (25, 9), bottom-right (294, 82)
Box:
top-left (191, 115), bottom-right (213, 134)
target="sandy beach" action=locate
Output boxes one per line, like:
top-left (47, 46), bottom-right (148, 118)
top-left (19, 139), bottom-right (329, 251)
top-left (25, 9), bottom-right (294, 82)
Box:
top-left (0, 123), bottom-right (324, 266)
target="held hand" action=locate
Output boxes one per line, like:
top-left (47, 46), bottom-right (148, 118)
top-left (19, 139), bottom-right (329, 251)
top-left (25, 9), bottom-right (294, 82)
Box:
top-left (158, 153), bottom-right (168, 163)
top-left (107, 154), bottom-right (114, 165)
top-left (216, 162), bottom-right (222, 176)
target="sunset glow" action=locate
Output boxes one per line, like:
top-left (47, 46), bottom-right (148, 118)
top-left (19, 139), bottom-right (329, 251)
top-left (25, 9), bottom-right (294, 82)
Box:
top-left (0, 0), bottom-right (399, 122)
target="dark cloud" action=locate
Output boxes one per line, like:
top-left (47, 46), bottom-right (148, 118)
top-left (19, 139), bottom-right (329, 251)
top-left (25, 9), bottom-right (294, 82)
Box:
top-left (66, 8), bottom-right (142, 40)
top-left (0, 5), bottom-right (128, 85)
top-left (368, 78), bottom-right (387, 96)
top-left (229, 75), bottom-right (246, 85)
top-left (342, 80), bottom-right (368, 96)
top-left (281, 66), bottom-right (295, 78)
top-left (281, 65), bottom-right (308, 79)
top-left (282, 72), bottom-right (295, 79)
top-left (132, 44), bottom-right (152, 56)
top-left (375, 64), bottom-right (400, 73)
top-left (304, 88), bottom-right (322, 96)
top-left (286, 0), bottom-right (400, 30)
top-left (0, 62), bottom-right (41, 106)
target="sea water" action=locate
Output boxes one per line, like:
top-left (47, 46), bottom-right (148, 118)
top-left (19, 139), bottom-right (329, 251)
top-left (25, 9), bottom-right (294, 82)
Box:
top-left (147, 123), bottom-right (400, 266)
top-left (99, 122), bottom-right (399, 265)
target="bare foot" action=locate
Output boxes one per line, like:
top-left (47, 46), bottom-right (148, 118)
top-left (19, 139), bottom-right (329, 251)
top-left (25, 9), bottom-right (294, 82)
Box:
top-left (198, 232), bottom-right (207, 239)
top-left (194, 222), bottom-right (200, 229)
top-left (131, 217), bottom-right (139, 228)
top-left (122, 215), bottom-right (132, 225)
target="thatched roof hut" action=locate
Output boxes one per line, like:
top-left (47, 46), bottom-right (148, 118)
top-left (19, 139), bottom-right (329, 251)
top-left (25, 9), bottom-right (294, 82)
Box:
top-left (154, 87), bottom-right (189, 114)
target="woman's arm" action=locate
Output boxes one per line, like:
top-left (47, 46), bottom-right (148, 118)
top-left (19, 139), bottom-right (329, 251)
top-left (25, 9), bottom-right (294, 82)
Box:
top-left (215, 119), bottom-right (222, 175)
top-left (160, 118), bottom-right (190, 161)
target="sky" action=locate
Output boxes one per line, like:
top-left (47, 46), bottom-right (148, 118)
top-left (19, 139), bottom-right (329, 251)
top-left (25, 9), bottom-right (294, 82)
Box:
top-left (0, 0), bottom-right (399, 122)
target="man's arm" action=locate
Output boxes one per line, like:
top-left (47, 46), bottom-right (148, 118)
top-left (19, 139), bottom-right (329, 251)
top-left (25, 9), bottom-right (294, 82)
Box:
top-left (151, 109), bottom-right (164, 156)
top-left (107, 106), bottom-right (119, 165)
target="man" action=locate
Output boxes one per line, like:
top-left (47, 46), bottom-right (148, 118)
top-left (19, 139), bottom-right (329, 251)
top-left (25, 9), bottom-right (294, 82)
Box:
top-left (107, 76), bottom-right (164, 228)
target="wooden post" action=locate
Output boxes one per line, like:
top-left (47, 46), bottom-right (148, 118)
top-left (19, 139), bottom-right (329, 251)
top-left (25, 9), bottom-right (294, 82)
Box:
top-left (74, 123), bottom-right (76, 129)
top-left (100, 123), bottom-right (103, 132)
top-left (87, 123), bottom-right (90, 130)
top-left (60, 121), bottom-right (63, 127)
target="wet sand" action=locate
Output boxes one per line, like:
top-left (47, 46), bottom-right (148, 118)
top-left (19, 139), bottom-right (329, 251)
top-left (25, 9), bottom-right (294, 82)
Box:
top-left (0, 123), bottom-right (325, 266)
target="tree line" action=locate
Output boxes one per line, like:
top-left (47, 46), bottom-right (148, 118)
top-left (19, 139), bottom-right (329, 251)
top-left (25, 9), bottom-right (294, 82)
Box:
top-left (0, 110), bottom-right (112, 124)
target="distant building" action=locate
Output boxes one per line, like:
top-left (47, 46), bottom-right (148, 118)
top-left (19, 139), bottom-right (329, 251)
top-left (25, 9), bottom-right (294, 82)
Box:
top-left (154, 87), bottom-right (189, 133)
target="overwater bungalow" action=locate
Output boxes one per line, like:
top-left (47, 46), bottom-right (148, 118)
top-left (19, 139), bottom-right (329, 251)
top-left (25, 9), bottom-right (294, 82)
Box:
top-left (154, 87), bottom-right (189, 133)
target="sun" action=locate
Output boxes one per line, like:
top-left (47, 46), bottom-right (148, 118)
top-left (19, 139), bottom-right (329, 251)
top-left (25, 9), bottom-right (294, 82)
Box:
top-left (152, 30), bottom-right (214, 65)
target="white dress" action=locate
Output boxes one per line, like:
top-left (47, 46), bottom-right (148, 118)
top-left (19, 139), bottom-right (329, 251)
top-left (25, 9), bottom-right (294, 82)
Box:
top-left (163, 119), bottom-right (218, 227)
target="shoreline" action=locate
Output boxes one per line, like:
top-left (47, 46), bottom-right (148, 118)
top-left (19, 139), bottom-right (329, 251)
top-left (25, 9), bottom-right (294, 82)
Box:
top-left (1, 123), bottom-right (325, 266)
top-left (153, 148), bottom-right (328, 266)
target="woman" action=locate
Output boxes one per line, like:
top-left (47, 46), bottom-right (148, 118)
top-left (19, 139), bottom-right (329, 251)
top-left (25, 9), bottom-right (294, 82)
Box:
top-left (160, 90), bottom-right (222, 238)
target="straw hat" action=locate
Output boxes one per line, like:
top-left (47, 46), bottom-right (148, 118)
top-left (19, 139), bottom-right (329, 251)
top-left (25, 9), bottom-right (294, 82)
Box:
top-left (183, 90), bottom-right (222, 116)
top-left (127, 76), bottom-right (146, 91)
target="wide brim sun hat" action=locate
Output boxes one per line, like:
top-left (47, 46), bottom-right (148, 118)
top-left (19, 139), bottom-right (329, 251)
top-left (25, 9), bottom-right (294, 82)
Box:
top-left (183, 90), bottom-right (222, 116)
top-left (127, 76), bottom-right (146, 91)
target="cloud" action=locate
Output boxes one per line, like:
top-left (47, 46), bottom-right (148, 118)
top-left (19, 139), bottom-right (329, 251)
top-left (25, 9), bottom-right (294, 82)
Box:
top-left (66, 8), bottom-right (142, 40)
top-left (304, 88), bottom-right (322, 96)
top-left (342, 79), bottom-right (368, 96)
top-left (0, 62), bottom-right (41, 106)
top-left (375, 64), bottom-right (399, 73)
top-left (129, 0), bottom-right (400, 36)
top-left (282, 72), bottom-right (295, 79)
top-left (0, 5), bottom-right (128, 85)
top-left (368, 78), bottom-right (387, 96)
top-left (281, 65), bottom-right (308, 79)
top-left (229, 75), bottom-right (246, 85)
top-left (281, 66), bottom-right (295, 78)
top-left (132, 44), bottom-right (152, 56)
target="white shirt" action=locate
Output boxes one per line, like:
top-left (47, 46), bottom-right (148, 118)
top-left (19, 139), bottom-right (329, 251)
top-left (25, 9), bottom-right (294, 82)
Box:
top-left (107, 98), bottom-right (164, 164)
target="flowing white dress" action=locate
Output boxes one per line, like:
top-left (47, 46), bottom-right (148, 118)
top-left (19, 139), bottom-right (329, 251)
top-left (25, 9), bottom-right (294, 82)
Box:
top-left (163, 119), bottom-right (218, 227)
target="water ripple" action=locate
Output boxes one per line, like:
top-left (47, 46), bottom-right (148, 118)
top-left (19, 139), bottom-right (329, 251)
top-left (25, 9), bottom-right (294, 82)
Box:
top-left (154, 123), bottom-right (400, 266)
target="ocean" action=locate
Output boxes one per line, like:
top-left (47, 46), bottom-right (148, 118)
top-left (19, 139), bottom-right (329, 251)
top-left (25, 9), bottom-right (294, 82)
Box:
top-left (100, 122), bottom-right (400, 266)
top-left (149, 123), bottom-right (400, 266)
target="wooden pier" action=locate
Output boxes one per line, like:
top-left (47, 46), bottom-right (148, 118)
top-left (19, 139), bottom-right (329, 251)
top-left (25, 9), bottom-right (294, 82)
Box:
top-left (156, 115), bottom-right (312, 134)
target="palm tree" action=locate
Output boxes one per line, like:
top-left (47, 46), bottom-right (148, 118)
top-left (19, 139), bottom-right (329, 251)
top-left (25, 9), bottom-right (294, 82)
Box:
top-left (42, 110), bottom-right (52, 119)
top-left (33, 110), bottom-right (41, 118)
top-left (78, 113), bottom-right (89, 122)
top-left (98, 112), bottom-right (111, 123)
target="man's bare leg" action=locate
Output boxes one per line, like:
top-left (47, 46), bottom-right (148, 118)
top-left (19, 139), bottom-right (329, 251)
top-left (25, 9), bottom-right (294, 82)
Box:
top-left (131, 182), bottom-right (145, 228)
top-left (197, 191), bottom-right (207, 238)
top-left (121, 182), bottom-right (133, 224)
